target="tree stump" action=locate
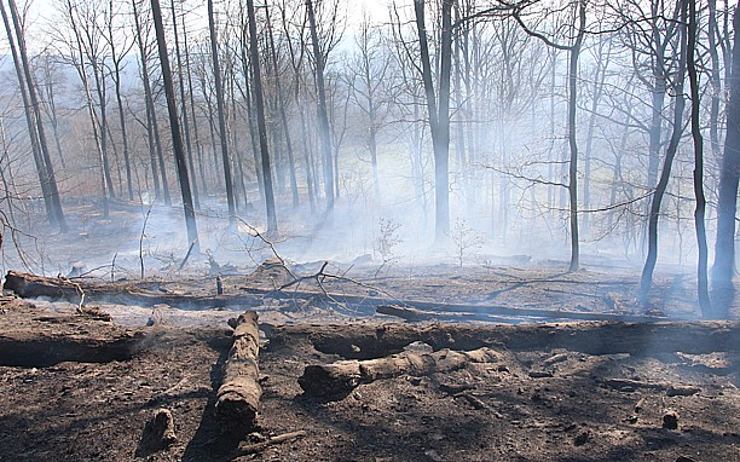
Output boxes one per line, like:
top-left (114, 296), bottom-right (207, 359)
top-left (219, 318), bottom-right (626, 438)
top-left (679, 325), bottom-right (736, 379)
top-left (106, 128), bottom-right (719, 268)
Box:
top-left (141, 408), bottom-right (177, 450)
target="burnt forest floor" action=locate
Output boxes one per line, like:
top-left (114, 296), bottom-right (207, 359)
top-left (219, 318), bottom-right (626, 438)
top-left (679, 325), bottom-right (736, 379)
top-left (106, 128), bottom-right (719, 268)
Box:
top-left (0, 284), bottom-right (738, 461)
top-left (0, 203), bottom-right (738, 461)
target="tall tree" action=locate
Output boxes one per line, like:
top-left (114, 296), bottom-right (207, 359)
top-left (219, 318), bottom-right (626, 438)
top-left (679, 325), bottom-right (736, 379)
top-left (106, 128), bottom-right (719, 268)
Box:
top-left (511, 0), bottom-right (587, 271)
top-left (150, 0), bottom-right (199, 247)
top-left (62, 0), bottom-right (111, 217)
top-left (265, 4), bottom-right (300, 207)
top-left (349, 15), bottom-right (393, 197)
top-left (6, 0), bottom-right (67, 231)
top-left (639, 0), bottom-right (688, 304)
top-left (246, 0), bottom-right (278, 232)
top-left (306, 0), bottom-right (335, 208)
top-left (0, 0), bottom-right (54, 225)
top-left (207, 0), bottom-right (236, 223)
top-left (104, 0), bottom-right (134, 200)
top-left (414, 0), bottom-right (453, 240)
top-left (712, 0), bottom-right (740, 320)
top-left (132, 0), bottom-right (170, 205)
top-left (686, 0), bottom-right (711, 316)
top-left (182, 11), bottom-right (208, 197)
top-left (39, 54), bottom-right (67, 169)
top-left (171, 0), bottom-right (199, 209)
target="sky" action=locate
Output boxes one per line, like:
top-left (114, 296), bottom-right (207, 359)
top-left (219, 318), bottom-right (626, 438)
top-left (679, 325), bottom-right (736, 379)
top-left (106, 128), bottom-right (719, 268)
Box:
top-left (0, 0), bottom-right (394, 58)
top-left (22, 0), bottom-right (390, 28)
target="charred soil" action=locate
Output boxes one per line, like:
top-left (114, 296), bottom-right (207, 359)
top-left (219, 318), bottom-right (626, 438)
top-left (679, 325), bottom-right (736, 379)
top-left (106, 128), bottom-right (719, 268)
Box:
top-left (0, 294), bottom-right (738, 462)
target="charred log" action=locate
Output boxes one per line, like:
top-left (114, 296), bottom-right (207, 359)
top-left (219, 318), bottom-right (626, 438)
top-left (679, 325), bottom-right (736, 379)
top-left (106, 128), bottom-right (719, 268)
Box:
top-left (215, 311), bottom-right (262, 430)
top-left (377, 304), bottom-right (524, 323)
top-left (0, 325), bottom-right (145, 367)
top-left (299, 347), bottom-right (499, 400)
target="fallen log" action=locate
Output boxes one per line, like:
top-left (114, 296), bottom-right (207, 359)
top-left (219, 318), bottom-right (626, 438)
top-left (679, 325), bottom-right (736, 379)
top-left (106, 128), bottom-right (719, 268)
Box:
top-left (3, 271), bottom-right (263, 309)
top-left (0, 313), bottom-right (146, 367)
top-left (215, 311), bottom-right (262, 429)
top-left (299, 347), bottom-right (499, 399)
top-left (4, 271), bottom-right (680, 324)
top-left (377, 304), bottom-right (524, 324)
top-left (266, 321), bottom-right (740, 359)
top-left (243, 287), bottom-right (677, 323)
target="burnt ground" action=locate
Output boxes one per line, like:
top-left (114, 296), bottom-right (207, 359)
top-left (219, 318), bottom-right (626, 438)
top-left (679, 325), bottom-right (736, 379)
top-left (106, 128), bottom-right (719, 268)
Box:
top-left (0, 201), bottom-right (738, 461)
top-left (0, 287), bottom-right (738, 462)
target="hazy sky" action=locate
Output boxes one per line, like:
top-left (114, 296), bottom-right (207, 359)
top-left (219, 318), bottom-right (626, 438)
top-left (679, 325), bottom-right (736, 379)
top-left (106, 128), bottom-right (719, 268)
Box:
top-left (3, 0), bottom-right (392, 54)
top-left (0, 0), bottom-right (393, 56)
top-left (22, 0), bottom-right (390, 27)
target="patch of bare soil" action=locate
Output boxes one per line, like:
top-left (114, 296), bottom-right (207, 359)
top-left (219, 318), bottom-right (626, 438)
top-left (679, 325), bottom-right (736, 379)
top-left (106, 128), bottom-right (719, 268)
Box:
top-left (0, 297), bottom-right (738, 462)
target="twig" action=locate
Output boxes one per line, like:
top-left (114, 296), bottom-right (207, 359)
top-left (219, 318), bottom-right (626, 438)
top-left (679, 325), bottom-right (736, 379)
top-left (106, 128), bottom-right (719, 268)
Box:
top-left (236, 218), bottom-right (290, 268)
top-left (139, 207), bottom-right (152, 279)
top-left (71, 264), bottom-right (114, 279)
top-left (234, 431), bottom-right (307, 457)
top-left (279, 261), bottom-right (329, 291)
top-left (111, 252), bottom-right (118, 282)
top-left (59, 277), bottom-right (86, 313)
top-left (178, 240), bottom-right (197, 271)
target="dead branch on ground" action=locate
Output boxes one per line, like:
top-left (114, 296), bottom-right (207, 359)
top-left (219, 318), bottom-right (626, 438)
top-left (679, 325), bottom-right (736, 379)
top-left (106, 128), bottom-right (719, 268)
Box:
top-left (299, 347), bottom-right (499, 399)
top-left (233, 431), bottom-right (306, 457)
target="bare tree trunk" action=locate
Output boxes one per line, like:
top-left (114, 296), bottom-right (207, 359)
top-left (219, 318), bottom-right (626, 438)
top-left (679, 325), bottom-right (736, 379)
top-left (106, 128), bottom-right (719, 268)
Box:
top-left (207, 0), bottom-right (236, 223)
top-left (107, 1), bottom-right (133, 201)
top-left (246, 0), bottom-right (278, 232)
top-left (583, 40), bottom-right (611, 237)
top-left (547, 49), bottom-right (557, 214)
top-left (201, 79), bottom-right (220, 177)
top-left (150, 0), bottom-right (199, 247)
top-left (566, 2), bottom-right (586, 272)
top-left (266, 5), bottom-right (299, 207)
top-left (453, 5), bottom-right (466, 208)
top-left (182, 16), bottom-right (208, 198)
top-left (171, 0), bottom-right (199, 209)
top-left (306, 0), bottom-right (335, 209)
top-left (299, 105), bottom-right (316, 211)
top-left (143, 97), bottom-right (162, 199)
top-left (0, 0), bottom-right (54, 225)
top-left (234, 9), bottom-right (265, 206)
top-left (647, 84), bottom-right (666, 204)
top-left (132, 0), bottom-right (169, 205)
top-left (228, 78), bottom-right (249, 210)
top-left (414, 0), bottom-right (452, 240)
top-left (639, 1), bottom-right (688, 304)
top-left (513, 0), bottom-right (585, 270)
top-left (90, 56), bottom-right (116, 200)
top-left (712, 1), bottom-right (740, 320)
top-left (41, 56), bottom-right (66, 169)
top-left (687, 0), bottom-right (712, 316)
top-left (7, 0), bottom-right (67, 231)
top-left (708, 0), bottom-right (723, 159)
top-left (240, 45), bottom-right (265, 204)
top-left (65, 0), bottom-right (110, 217)
top-left (113, 70), bottom-right (133, 201)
